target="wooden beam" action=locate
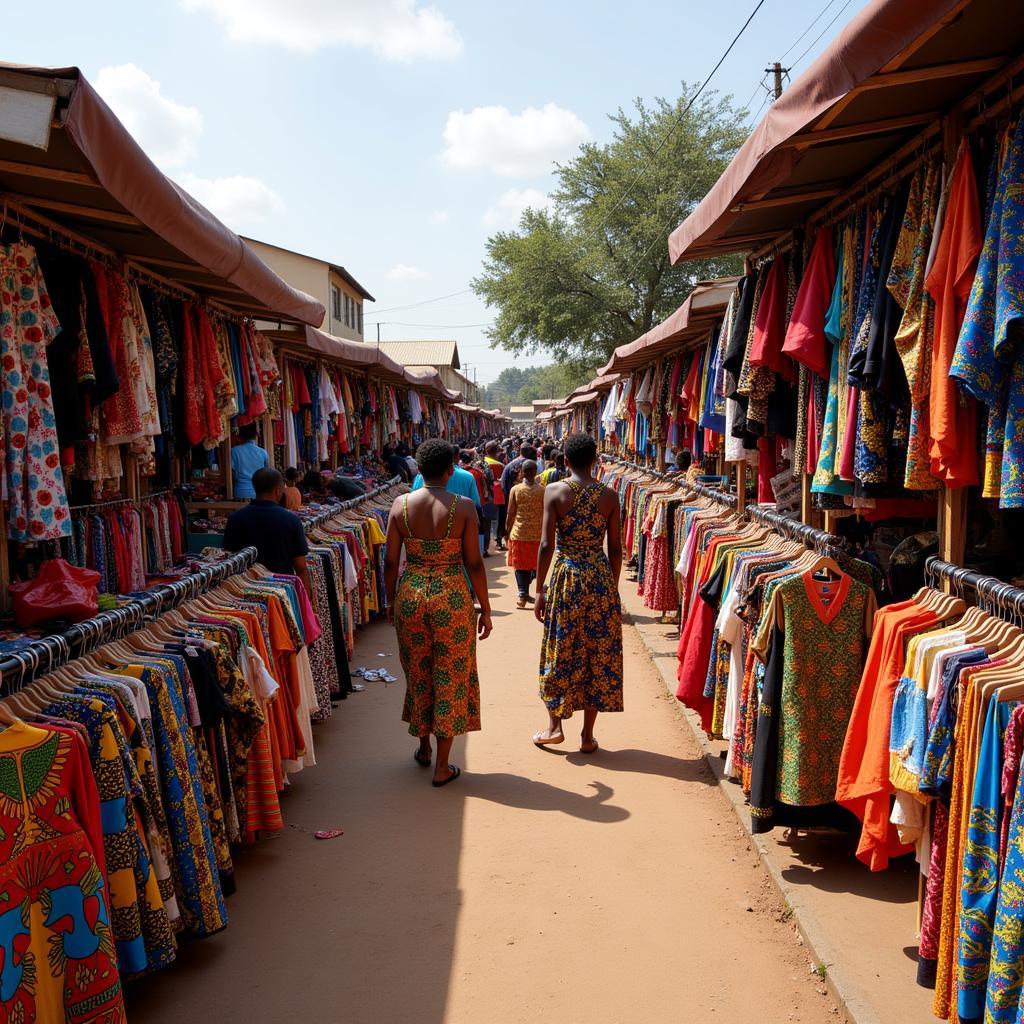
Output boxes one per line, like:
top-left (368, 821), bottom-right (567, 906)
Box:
top-left (13, 194), bottom-right (140, 226)
top-left (730, 187), bottom-right (841, 213)
top-left (809, 0), bottom-right (974, 133)
top-left (133, 254), bottom-right (208, 273)
top-left (785, 112), bottom-right (939, 148)
top-left (0, 194), bottom-right (116, 257)
top-left (857, 56), bottom-right (1006, 92)
top-left (0, 158), bottom-right (100, 188)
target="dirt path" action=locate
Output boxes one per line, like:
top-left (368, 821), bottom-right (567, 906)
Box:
top-left (127, 558), bottom-right (840, 1023)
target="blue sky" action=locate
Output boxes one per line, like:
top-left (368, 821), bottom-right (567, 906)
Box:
top-left (5, 0), bottom-right (859, 385)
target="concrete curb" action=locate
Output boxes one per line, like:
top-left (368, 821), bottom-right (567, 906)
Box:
top-left (623, 606), bottom-right (881, 1024)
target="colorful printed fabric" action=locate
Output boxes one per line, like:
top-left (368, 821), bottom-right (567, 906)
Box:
top-left (0, 722), bottom-right (127, 1024)
top-left (953, 111), bottom-right (1024, 506)
top-left (539, 482), bottom-right (623, 718)
top-left (0, 243), bottom-right (72, 541)
top-left (956, 697), bottom-right (1014, 1020)
top-left (395, 497), bottom-right (482, 739)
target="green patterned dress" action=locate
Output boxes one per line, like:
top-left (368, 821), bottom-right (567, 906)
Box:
top-left (396, 496), bottom-right (482, 739)
top-left (539, 482), bottom-right (623, 718)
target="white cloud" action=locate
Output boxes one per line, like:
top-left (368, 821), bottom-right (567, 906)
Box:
top-left (387, 263), bottom-right (431, 281)
top-left (180, 0), bottom-right (462, 60)
top-left (429, 209), bottom-right (450, 225)
top-left (442, 103), bottom-right (590, 177)
top-left (483, 188), bottom-right (553, 228)
top-left (176, 173), bottom-right (285, 228)
top-left (95, 64), bottom-right (202, 170)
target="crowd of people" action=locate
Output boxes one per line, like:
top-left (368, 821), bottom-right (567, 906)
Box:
top-left (225, 426), bottom-right (631, 790)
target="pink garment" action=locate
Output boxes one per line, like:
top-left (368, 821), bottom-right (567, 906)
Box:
top-left (272, 574), bottom-right (322, 645)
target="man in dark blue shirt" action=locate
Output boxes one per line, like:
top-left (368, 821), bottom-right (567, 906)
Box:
top-left (224, 468), bottom-right (315, 604)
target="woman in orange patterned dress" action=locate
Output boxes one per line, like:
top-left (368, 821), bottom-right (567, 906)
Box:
top-left (384, 439), bottom-right (493, 787)
top-left (505, 460), bottom-right (544, 608)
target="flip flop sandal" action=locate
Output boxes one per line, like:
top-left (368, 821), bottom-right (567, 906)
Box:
top-left (533, 732), bottom-right (565, 747)
top-left (414, 749), bottom-right (432, 768)
top-left (432, 765), bottom-right (461, 787)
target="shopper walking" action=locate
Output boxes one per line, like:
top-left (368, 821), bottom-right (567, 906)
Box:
top-left (505, 459), bottom-right (544, 609)
top-left (384, 439), bottom-right (493, 787)
top-left (533, 433), bottom-right (623, 752)
top-left (485, 441), bottom-right (507, 551)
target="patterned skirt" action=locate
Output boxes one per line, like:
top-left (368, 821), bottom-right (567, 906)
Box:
top-left (539, 550), bottom-right (623, 718)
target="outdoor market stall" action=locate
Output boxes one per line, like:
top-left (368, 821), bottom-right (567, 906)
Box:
top-left (623, 2), bottom-right (1024, 1020)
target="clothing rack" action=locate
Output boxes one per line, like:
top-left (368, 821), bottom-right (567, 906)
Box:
top-left (70, 490), bottom-right (174, 513)
top-left (744, 503), bottom-right (840, 553)
top-left (602, 455), bottom-right (738, 509)
top-left (302, 475), bottom-right (403, 532)
top-left (0, 545), bottom-right (258, 694)
top-left (924, 556), bottom-right (1024, 622)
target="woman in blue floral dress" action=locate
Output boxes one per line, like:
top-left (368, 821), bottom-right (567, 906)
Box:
top-left (533, 433), bottom-right (623, 752)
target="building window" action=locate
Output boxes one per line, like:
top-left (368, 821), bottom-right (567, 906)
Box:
top-left (357, 303), bottom-right (363, 336)
top-left (331, 284), bottom-right (341, 322)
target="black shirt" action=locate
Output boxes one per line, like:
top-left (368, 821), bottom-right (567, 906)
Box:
top-left (223, 500), bottom-right (309, 573)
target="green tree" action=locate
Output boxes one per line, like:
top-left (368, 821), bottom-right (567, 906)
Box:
top-left (482, 363), bottom-right (583, 409)
top-left (473, 89), bottom-right (747, 372)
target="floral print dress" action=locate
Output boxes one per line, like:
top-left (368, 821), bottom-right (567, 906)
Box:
top-left (396, 496), bottom-right (482, 739)
top-left (0, 243), bottom-right (72, 542)
top-left (539, 482), bottom-right (623, 718)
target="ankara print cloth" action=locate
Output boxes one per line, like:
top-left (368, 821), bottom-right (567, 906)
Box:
top-left (539, 482), bottom-right (623, 719)
top-left (0, 722), bottom-right (127, 1024)
top-left (395, 497), bottom-right (482, 740)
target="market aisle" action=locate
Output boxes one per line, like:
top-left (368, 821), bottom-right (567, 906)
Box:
top-left (127, 559), bottom-right (838, 1024)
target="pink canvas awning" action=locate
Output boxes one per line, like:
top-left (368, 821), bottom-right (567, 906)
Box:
top-left (0, 63), bottom-right (324, 325)
top-left (668, 0), bottom-right (1024, 262)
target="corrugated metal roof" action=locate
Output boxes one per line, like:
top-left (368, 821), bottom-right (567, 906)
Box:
top-left (377, 340), bottom-right (460, 369)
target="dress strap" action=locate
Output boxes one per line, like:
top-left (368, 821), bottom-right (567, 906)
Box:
top-left (402, 495), bottom-right (413, 538)
top-left (444, 496), bottom-right (459, 539)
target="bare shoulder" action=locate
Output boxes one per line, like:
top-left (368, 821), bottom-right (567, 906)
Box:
top-left (596, 483), bottom-right (618, 513)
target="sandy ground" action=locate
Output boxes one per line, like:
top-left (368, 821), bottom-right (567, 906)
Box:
top-left (127, 558), bottom-right (841, 1024)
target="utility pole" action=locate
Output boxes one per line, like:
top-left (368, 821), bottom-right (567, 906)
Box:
top-left (766, 61), bottom-right (789, 100)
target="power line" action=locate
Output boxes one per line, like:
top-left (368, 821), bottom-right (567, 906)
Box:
top-left (375, 320), bottom-right (494, 329)
top-left (779, 0), bottom-right (841, 61)
top-left (580, 0), bottom-right (767, 246)
top-left (789, 0), bottom-right (854, 70)
top-left (365, 287), bottom-right (474, 317)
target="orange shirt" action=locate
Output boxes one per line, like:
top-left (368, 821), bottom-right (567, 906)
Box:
top-left (924, 142), bottom-right (982, 487)
top-left (835, 600), bottom-right (937, 871)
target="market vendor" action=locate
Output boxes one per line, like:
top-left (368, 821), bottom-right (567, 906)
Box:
top-left (231, 421), bottom-right (270, 500)
top-left (224, 467), bottom-right (316, 608)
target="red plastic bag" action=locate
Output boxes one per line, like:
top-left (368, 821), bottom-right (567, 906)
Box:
top-left (11, 559), bottom-right (101, 627)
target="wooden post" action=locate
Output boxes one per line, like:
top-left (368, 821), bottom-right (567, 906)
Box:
top-left (938, 486), bottom-right (967, 574)
top-left (800, 472), bottom-right (813, 526)
top-left (0, 505), bottom-right (10, 611)
top-left (222, 438), bottom-right (233, 500)
top-left (734, 461), bottom-right (747, 514)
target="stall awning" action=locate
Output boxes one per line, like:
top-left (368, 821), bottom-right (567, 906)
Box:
top-left (598, 278), bottom-right (739, 375)
top-left (668, 0), bottom-right (1024, 262)
top-left (0, 63), bottom-right (324, 325)
top-left (567, 391), bottom-right (599, 407)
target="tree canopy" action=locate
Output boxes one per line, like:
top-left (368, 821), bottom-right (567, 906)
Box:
top-left (472, 89), bottom-right (748, 375)
top-left (482, 364), bottom-right (582, 410)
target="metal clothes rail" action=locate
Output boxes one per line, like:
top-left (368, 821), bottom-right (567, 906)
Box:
top-left (601, 455), bottom-right (738, 509)
top-left (745, 503), bottom-right (840, 552)
top-left (924, 556), bottom-right (1024, 622)
top-left (0, 546), bottom-right (258, 694)
top-left (300, 475), bottom-right (404, 532)
top-left (70, 490), bottom-right (174, 514)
